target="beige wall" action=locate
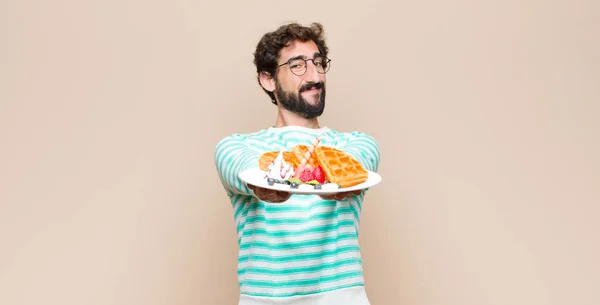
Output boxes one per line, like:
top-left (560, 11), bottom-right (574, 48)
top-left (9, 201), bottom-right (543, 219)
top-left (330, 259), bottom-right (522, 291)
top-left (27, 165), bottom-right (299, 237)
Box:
top-left (1, 1), bottom-right (598, 304)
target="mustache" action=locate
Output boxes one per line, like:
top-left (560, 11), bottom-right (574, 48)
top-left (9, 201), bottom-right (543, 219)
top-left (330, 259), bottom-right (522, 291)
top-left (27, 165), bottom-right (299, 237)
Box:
top-left (299, 82), bottom-right (324, 92)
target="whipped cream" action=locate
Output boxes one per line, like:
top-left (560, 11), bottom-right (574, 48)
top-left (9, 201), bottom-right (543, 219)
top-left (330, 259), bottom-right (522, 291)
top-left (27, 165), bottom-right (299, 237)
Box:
top-left (321, 183), bottom-right (341, 190)
top-left (266, 151), bottom-right (295, 180)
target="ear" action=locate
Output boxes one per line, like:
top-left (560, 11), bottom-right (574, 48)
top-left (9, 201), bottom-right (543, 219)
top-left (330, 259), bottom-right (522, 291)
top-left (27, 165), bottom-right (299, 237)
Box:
top-left (258, 71), bottom-right (276, 92)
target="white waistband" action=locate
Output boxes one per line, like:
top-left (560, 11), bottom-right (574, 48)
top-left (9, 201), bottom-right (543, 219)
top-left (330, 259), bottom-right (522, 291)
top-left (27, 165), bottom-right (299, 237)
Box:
top-left (238, 285), bottom-right (370, 305)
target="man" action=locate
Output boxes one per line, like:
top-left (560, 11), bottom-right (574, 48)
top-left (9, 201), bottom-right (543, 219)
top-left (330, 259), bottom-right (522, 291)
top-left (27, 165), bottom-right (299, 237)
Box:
top-left (214, 22), bottom-right (380, 305)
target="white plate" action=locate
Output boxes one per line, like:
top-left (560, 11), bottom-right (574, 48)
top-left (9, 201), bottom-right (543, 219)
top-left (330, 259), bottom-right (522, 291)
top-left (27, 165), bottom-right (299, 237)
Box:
top-left (239, 167), bottom-right (382, 195)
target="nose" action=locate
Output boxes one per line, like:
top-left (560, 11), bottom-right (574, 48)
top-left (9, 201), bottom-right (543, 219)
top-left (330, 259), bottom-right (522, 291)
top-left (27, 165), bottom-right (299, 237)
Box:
top-left (303, 60), bottom-right (321, 83)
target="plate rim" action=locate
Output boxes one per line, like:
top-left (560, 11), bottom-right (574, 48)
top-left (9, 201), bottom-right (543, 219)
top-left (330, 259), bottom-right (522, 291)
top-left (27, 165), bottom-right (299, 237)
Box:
top-left (238, 167), bottom-right (382, 195)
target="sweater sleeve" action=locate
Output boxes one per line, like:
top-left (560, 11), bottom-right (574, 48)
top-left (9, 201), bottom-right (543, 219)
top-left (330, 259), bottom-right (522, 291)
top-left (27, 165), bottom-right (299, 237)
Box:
top-left (341, 131), bottom-right (381, 173)
top-left (214, 134), bottom-right (261, 196)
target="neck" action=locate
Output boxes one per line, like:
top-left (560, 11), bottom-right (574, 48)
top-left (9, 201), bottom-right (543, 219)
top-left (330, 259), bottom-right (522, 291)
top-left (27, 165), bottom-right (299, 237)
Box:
top-left (274, 107), bottom-right (321, 129)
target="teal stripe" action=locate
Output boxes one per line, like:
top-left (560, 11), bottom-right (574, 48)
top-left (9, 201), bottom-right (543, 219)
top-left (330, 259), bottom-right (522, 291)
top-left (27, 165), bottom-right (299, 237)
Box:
top-left (238, 208), bottom-right (355, 232)
top-left (229, 150), bottom-right (255, 190)
top-left (349, 146), bottom-right (377, 171)
top-left (242, 283), bottom-right (365, 298)
top-left (215, 142), bottom-right (238, 188)
top-left (238, 257), bottom-right (362, 276)
top-left (272, 131), bottom-right (287, 143)
top-left (348, 202), bottom-right (360, 221)
top-left (218, 144), bottom-right (248, 191)
top-left (243, 208), bottom-right (353, 226)
top-left (236, 218), bottom-right (245, 233)
top-left (232, 195), bottom-right (248, 219)
top-left (251, 137), bottom-right (284, 148)
top-left (236, 203), bottom-right (258, 235)
top-left (243, 270), bottom-right (364, 288)
top-left (239, 232), bottom-right (357, 251)
top-left (357, 190), bottom-right (365, 203)
top-left (265, 200), bottom-right (336, 213)
top-left (279, 130), bottom-right (319, 140)
top-left (241, 219), bottom-right (356, 238)
top-left (217, 140), bottom-right (259, 193)
top-left (238, 245), bottom-right (360, 263)
top-left (343, 134), bottom-right (380, 171)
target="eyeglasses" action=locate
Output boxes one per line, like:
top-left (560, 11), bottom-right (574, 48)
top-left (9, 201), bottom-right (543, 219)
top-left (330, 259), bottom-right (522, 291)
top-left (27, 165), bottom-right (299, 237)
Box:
top-left (277, 56), bottom-right (331, 76)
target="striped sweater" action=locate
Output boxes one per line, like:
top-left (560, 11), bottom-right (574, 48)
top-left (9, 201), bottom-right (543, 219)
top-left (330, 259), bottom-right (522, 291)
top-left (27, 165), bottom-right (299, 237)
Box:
top-left (214, 126), bottom-right (380, 305)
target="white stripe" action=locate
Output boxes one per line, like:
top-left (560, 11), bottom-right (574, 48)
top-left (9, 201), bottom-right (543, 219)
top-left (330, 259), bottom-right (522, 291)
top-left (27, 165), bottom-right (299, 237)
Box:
top-left (238, 250), bottom-right (360, 270)
top-left (240, 226), bottom-right (357, 245)
top-left (242, 213), bottom-right (357, 230)
top-left (240, 220), bottom-right (357, 238)
top-left (246, 138), bottom-right (287, 148)
top-left (258, 198), bottom-right (355, 214)
top-left (238, 238), bottom-right (359, 257)
top-left (242, 261), bottom-right (363, 282)
top-left (279, 194), bottom-right (328, 205)
top-left (241, 274), bottom-right (365, 296)
top-left (215, 142), bottom-right (242, 166)
top-left (261, 205), bottom-right (336, 219)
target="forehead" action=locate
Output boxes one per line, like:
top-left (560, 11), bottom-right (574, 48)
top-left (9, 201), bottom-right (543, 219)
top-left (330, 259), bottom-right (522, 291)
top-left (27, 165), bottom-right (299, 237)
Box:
top-left (279, 40), bottom-right (321, 63)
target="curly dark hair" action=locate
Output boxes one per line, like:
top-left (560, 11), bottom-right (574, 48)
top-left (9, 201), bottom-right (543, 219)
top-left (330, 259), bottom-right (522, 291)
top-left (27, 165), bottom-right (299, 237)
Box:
top-left (253, 22), bottom-right (329, 105)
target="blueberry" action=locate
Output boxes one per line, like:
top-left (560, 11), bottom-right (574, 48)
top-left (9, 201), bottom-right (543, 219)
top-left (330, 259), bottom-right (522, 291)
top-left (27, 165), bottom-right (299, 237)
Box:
top-left (290, 182), bottom-right (298, 189)
top-left (267, 178), bottom-right (275, 186)
top-left (314, 184), bottom-right (322, 189)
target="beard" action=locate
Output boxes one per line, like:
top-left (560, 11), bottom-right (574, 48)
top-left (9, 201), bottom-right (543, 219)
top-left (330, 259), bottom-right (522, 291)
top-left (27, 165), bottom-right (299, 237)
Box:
top-left (275, 81), bottom-right (326, 119)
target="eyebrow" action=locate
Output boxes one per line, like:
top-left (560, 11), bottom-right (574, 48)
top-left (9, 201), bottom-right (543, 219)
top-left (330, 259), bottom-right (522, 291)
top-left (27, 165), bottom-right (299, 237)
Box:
top-left (284, 52), bottom-right (324, 63)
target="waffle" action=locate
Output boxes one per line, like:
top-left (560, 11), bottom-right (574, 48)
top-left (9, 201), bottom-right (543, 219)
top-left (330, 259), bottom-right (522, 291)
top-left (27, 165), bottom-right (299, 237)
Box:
top-left (313, 146), bottom-right (368, 188)
top-left (258, 151), bottom-right (295, 171)
top-left (291, 144), bottom-right (320, 168)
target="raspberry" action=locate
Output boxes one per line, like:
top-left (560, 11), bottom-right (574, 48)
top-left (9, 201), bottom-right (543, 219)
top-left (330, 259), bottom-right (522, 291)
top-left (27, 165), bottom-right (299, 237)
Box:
top-left (299, 167), bottom-right (314, 182)
top-left (313, 166), bottom-right (325, 184)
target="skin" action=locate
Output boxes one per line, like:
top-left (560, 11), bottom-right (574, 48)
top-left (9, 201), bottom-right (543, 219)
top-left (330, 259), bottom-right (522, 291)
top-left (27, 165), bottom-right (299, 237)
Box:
top-left (252, 40), bottom-right (361, 203)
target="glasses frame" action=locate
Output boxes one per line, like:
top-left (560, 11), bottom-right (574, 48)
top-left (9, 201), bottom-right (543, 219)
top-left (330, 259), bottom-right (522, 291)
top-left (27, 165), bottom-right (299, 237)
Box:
top-left (277, 56), bottom-right (332, 76)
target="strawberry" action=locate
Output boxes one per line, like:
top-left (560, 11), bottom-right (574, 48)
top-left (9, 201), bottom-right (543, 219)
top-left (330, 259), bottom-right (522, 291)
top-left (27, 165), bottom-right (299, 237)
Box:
top-left (299, 167), bottom-right (314, 182)
top-left (293, 165), bottom-right (306, 179)
top-left (313, 166), bottom-right (325, 184)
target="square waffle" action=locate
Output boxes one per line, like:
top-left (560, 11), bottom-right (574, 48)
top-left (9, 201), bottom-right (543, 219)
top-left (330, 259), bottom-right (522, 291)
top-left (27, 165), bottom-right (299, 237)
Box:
top-left (313, 146), bottom-right (368, 188)
top-left (291, 144), bottom-right (320, 169)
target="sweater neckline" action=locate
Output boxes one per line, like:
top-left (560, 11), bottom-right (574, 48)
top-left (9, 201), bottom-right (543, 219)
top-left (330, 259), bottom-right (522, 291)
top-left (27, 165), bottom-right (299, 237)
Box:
top-left (268, 125), bottom-right (330, 133)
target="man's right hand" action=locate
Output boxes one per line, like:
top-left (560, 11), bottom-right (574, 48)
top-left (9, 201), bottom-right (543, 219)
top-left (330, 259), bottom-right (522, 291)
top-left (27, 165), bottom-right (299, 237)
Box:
top-left (248, 185), bottom-right (292, 203)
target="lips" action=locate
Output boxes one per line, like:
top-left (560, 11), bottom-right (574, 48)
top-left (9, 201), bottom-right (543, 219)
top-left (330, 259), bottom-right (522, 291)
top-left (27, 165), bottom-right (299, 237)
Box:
top-left (300, 82), bottom-right (323, 93)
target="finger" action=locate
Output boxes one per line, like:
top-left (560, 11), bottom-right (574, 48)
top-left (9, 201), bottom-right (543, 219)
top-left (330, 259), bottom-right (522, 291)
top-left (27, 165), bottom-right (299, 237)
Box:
top-left (276, 191), bottom-right (292, 200)
top-left (340, 191), bottom-right (361, 199)
top-left (337, 191), bottom-right (354, 200)
top-left (275, 190), bottom-right (285, 197)
top-left (249, 184), bottom-right (265, 197)
top-left (266, 191), bottom-right (286, 203)
top-left (254, 187), bottom-right (269, 201)
top-left (265, 193), bottom-right (278, 203)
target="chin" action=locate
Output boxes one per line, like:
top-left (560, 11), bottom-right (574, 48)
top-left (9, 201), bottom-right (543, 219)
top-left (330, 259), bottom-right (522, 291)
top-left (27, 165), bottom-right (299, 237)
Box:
top-left (305, 95), bottom-right (322, 104)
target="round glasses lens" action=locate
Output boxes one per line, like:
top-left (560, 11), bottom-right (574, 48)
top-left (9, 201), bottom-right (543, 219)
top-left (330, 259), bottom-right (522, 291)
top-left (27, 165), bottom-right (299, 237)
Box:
top-left (311, 57), bottom-right (329, 74)
top-left (289, 59), bottom-right (307, 75)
